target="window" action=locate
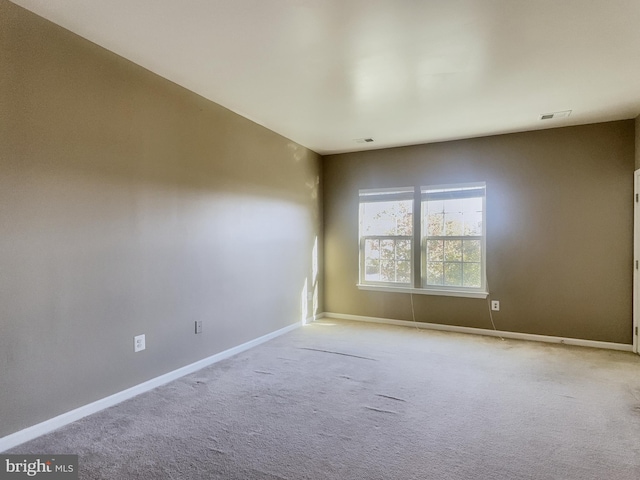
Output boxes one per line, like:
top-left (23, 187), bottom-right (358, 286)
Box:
top-left (422, 184), bottom-right (486, 292)
top-left (358, 183), bottom-right (487, 298)
top-left (359, 187), bottom-right (413, 286)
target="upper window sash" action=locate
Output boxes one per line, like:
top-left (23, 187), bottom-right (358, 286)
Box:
top-left (421, 186), bottom-right (486, 202)
top-left (359, 186), bottom-right (415, 203)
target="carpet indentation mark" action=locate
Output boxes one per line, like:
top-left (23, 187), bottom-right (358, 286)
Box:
top-left (364, 406), bottom-right (398, 414)
top-left (376, 394), bottom-right (406, 402)
top-left (298, 347), bottom-right (376, 361)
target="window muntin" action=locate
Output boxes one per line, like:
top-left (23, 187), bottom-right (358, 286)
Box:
top-left (359, 188), bottom-right (413, 286)
top-left (421, 184), bottom-right (486, 292)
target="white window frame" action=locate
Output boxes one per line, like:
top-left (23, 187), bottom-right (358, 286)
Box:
top-left (357, 183), bottom-right (488, 299)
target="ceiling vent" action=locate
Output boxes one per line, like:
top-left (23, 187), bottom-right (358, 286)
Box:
top-left (355, 138), bottom-right (374, 143)
top-left (539, 110), bottom-right (572, 120)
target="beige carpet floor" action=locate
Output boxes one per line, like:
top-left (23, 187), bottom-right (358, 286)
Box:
top-left (9, 319), bottom-right (640, 479)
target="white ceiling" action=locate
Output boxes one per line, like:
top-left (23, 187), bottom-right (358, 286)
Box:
top-left (11, 0), bottom-right (640, 155)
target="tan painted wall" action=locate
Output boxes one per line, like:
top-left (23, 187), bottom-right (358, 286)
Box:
top-left (323, 121), bottom-right (634, 344)
top-left (0, 1), bottom-right (322, 439)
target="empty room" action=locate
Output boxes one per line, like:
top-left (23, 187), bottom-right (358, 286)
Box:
top-left (2, 0), bottom-right (640, 479)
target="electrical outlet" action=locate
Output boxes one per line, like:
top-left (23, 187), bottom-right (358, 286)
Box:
top-left (491, 300), bottom-right (500, 311)
top-left (134, 334), bottom-right (146, 352)
top-left (195, 321), bottom-right (203, 334)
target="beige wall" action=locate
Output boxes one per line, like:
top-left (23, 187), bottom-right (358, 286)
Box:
top-left (0, 1), bottom-right (322, 439)
top-left (323, 121), bottom-right (634, 344)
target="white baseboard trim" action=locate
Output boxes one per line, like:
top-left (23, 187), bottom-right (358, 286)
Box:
top-left (304, 313), bottom-right (322, 324)
top-left (0, 321), bottom-right (302, 453)
top-left (323, 312), bottom-right (633, 352)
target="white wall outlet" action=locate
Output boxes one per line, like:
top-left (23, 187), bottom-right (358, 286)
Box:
top-left (491, 300), bottom-right (500, 311)
top-left (134, 334), bottom-right (146, 352)
top-left (195, 321), bottom-right (203, 334)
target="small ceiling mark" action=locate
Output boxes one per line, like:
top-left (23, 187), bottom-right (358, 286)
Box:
top-left (355, 138), bottom-right (374, 143)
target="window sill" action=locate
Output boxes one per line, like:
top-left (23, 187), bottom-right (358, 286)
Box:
top-left (356, 284), bottom-right (489, 299)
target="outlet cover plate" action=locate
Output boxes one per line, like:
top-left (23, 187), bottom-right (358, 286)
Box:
top-left (195, 321), bottom-right (203, 334)
top-left (134, 334), bottom-right (146, 352)
top-left (491, 301), bottom-right (500, 311)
